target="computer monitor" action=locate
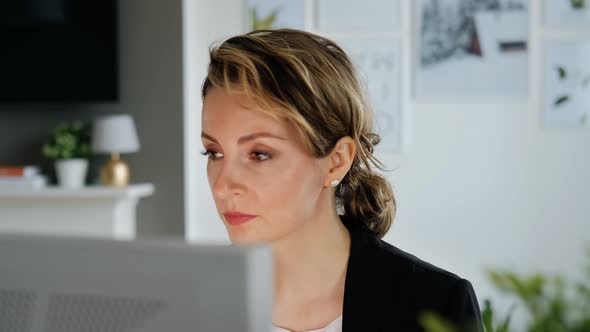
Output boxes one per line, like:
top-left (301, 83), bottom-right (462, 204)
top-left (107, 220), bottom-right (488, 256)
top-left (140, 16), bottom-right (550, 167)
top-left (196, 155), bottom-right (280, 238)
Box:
top-left (0, 234), bottom-right (272, 332)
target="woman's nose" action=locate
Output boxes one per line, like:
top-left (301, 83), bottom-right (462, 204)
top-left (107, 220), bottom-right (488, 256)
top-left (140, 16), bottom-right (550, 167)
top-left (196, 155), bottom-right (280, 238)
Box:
top-left (210, 161), bottom-right (246, 200)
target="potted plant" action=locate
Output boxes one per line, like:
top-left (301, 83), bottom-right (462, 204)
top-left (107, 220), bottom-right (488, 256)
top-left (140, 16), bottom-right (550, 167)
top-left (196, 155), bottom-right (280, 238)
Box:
top-left (42, 121), bottom-right (92, 188)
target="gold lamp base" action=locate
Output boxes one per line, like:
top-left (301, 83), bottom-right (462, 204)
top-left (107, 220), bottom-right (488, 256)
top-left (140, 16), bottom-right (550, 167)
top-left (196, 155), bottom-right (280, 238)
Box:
top-left (100, 153), bottom-right (130, 187)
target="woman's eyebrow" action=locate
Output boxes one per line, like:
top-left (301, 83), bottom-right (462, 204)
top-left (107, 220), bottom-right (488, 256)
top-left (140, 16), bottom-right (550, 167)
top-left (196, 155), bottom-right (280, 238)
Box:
top-left (237, 132), bottom-right (287, 144)
top-left (201, 132), bottom-right (286, 144)
top-left (201, 132), bottom-right (219, 143)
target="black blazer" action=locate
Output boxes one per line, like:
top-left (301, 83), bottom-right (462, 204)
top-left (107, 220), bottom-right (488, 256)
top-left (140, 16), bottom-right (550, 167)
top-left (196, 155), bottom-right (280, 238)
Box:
top-left (341, 216), bottom-right (484, 332)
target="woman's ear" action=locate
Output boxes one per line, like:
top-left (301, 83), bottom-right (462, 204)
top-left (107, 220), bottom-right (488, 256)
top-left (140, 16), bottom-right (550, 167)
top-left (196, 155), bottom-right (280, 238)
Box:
top-left (324, 136), bottom-right (356, 188)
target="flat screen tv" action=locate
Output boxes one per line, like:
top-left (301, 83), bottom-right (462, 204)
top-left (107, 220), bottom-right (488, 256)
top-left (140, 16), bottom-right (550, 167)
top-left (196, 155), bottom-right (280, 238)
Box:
top-left (0, 0), bottom-right (118, 102)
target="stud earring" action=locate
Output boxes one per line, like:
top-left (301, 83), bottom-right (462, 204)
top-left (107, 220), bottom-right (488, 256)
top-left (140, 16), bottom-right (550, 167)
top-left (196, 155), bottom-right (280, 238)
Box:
top-left (330, 179), bottom-right (339, 187)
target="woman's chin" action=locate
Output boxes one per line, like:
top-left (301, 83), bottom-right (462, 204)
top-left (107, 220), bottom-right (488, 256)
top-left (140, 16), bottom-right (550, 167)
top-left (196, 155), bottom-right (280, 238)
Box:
top-left (226, 227), bottom-right (266, 246)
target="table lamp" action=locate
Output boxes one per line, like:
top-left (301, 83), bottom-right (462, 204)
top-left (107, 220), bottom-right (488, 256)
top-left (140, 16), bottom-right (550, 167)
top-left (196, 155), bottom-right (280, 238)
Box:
top-left (91, 114), bottom-right (140, 187)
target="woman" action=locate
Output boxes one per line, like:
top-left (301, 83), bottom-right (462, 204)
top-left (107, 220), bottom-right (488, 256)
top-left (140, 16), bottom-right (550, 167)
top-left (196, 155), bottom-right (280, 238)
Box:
top-left (200, 29), bottom-right (483, 332)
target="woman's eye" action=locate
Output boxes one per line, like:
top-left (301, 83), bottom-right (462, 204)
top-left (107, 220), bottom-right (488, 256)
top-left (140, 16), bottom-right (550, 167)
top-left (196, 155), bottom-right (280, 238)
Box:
top-left (200, 150), bottom-right (223, 160)
top-left (251, 152), bottom-right (271, 161)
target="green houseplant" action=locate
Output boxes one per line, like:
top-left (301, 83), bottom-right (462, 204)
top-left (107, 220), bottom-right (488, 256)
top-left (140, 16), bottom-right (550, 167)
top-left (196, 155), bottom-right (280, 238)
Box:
top-left (42, 121), bottom-right (92, 188)
top-left (420, 250), bottom-right (590, 332)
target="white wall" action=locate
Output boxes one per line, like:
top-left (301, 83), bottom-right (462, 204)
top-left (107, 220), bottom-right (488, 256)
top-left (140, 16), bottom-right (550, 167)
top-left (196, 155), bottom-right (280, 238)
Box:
top-left (119, 0), bottom-right (185, 237)
top-left (383, 1), bottom-right (590, 316)
top-left (383, 101), bottom-right (590, 320)
top-left (183, 0), bottom-right (246, 243)
top-left (183, 0), bottom-right (590, 324)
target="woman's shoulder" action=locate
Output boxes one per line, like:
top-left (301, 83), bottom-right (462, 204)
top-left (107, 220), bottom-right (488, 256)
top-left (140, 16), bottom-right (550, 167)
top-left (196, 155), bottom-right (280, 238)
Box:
top-left (373, 234), bottom-right (464, 286)
top-left (342, 216), bottom-right (483, 331)
top-left (347, 218), bottom-right (467, 293)
top-left (343, 215), bottom-right (461, 282)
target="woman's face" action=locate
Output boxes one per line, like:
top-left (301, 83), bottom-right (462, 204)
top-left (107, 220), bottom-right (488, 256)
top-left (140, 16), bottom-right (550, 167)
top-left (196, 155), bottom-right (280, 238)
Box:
top-left (201, 87), bottom-right (328, 245)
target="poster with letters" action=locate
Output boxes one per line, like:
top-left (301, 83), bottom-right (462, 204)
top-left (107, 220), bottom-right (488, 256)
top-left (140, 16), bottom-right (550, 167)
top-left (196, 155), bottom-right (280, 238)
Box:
top-left (336, 38), bottom-right (403, 152)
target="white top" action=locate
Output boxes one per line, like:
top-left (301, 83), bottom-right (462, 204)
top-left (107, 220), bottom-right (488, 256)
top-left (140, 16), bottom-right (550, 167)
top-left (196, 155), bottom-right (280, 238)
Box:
top-left (272, 315), bottom-right (342, 332)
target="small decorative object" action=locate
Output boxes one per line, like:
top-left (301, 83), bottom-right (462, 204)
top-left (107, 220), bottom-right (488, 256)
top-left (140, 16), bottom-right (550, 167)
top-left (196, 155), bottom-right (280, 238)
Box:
top-left (91, 114), bottom-right (140, 187)
top-left (0, 165), bottom-right (47, 189)
top-left (42, 121), bottom-right (91, 188)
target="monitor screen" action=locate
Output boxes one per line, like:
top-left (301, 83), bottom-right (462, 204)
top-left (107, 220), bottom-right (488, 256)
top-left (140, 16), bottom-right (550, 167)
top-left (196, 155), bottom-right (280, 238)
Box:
top-left (0, 234), bottom-right (273, 331)
top-left (0, 0), bottom-right (118, 102)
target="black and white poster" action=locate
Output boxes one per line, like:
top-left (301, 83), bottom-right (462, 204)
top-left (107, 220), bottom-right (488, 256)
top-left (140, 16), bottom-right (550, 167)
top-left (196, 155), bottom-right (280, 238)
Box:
top-left (415, 0), bottom-right (529, 100)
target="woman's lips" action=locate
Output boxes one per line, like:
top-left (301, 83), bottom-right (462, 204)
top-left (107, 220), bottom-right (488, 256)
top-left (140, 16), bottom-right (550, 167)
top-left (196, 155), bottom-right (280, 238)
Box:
top-left (223, 212), bottom-right (257, 225)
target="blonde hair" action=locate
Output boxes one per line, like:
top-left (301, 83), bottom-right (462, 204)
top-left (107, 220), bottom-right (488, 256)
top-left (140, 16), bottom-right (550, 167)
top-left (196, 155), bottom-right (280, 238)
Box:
top-left (202, 29), bottom-right (395, 238)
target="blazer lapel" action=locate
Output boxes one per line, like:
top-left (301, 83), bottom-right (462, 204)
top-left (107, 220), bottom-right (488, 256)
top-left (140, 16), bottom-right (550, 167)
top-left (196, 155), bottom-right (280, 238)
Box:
top-left (341, 217), bottom-right (384, 331)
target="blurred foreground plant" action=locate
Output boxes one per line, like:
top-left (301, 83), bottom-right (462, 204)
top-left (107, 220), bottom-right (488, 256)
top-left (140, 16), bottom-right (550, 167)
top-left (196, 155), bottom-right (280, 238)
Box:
top-left (420, 250), bottom-right (590, 332)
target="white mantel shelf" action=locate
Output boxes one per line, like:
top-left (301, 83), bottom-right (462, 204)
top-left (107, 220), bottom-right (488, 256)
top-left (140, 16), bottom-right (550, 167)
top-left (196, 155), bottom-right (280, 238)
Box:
top-left (0, 183), bottom-right (154, 199)
top-left (0, 183), bottom-right (154, 240)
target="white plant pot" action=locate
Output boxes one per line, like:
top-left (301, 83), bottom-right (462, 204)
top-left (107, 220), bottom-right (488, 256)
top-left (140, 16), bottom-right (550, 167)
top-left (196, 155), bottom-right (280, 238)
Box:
top-left (55, 159), bottom-right (88, 188)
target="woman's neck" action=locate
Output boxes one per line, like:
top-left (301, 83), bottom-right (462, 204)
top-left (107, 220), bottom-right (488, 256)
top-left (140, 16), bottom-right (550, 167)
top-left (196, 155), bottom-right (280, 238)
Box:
top-left (271, 206), bottom-right (351, 312)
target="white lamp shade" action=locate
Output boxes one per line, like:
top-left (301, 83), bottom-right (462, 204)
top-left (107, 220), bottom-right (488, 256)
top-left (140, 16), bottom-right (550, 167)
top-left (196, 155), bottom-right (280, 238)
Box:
top-left (91, 114), bottom-right (140, 154)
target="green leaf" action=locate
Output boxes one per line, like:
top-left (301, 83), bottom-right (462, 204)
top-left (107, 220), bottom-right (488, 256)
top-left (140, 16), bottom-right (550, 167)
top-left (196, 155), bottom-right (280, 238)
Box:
top-left (486, 248), bottom-right (590, 332)
top-left (555, 66), bottom-right (567, 80)
top-left (554, 95), bottom-right (570, 107)
top-left (497, 304), bottom-right (516, 332)
top-left (260, 9), bottom-right (278, 29)
top-left (482, 299), bottom-right (495, 332)
top-left (419, 312), bottom-right (459, 332)
top-left (250, 7), bottom-right (259, 30)
top-left (570, 0), bottom-right (586, 9)
top-left (251, 7), bottom-right (279, 30)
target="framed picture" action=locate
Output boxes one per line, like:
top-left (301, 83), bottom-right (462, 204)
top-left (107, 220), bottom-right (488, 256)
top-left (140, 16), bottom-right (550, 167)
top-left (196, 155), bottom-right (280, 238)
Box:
top-left (245, 0), bottom-right (305, 30)
top-left (544, 41), bottom-right (590, 128)
top-left (544, 0), bottom-right (590, 27)
top-left (334, 37), bottom-right (403, 152)
top-left (242, 1), bottom-right (406, 151)
top-left (315, 0), bottom-right (401, 33)
top-left (414, 0), bottom-right (529, 100)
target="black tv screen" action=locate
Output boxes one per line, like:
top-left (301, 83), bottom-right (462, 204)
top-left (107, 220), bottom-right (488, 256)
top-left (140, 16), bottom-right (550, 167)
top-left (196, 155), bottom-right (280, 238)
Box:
top-left (0, 0), bottom-right (118, 102)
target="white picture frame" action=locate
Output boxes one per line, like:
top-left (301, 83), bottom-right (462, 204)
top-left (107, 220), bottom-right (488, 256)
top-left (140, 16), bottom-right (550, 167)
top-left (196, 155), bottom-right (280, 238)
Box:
top-left (334, 37), bottom-right (404, 152)
top-left (242, 0), bottom-right (407, 152)
top-left (544, 0), bottom-right (590, 27)
top-left (315, 0), bottom-right (401, 33)
top-left (413, 0), bottom-right (530, 101)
